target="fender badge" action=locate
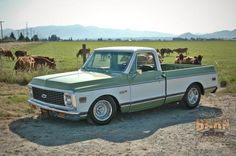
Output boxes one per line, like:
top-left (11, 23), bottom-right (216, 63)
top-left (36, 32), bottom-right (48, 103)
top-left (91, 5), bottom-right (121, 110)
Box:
top-left (119, 90), bottom-right (127, 94)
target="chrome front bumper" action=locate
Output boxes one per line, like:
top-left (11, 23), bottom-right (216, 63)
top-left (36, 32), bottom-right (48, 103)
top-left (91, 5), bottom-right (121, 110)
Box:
top-left (28, 99), bottom-right (87, 118)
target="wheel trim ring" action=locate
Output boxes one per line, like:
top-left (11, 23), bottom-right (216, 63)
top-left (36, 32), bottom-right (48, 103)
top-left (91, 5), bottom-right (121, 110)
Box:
top-left (187, 88), bottom-right (199, 105)
top-left (93, 100), bottom-right (113, 121)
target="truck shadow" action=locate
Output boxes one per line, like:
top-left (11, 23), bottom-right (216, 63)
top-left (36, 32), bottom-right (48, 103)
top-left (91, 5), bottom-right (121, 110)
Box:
top-left (9, 103), bottom-right (222, 146)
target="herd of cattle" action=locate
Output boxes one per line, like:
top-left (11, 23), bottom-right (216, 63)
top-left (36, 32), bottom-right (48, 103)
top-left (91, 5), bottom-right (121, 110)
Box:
top-left (156, 48), bottom-right (203, 65)
top-left (0, 46), bottom-right (203, 72)
top-left (0, 48), bottom-right (56, 72)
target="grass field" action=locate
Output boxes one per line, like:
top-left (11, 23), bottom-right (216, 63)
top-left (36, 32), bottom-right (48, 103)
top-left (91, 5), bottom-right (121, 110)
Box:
top-left (0, 41), bottom-right (236, 92)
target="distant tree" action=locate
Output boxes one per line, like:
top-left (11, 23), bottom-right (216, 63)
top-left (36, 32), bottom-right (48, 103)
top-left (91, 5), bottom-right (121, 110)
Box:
top-left (9, 32), bottom-right (16, 40)
top-left (25, 36), bottom-right (30, 42)
top-left (18, 32), bottom-right (25, 41)
top-left (3, 36), bottom-right (15, 42)
top-left (97, 38), bottom-right (103, 41)
top-left (31, 34), bottom-right (39, 41)
top-left (48, 34), bottom-right (60, 41)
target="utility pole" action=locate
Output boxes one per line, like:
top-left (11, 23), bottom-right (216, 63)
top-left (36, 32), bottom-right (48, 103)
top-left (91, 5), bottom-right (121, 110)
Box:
top-left (0, 21), bottom-right (4, 41)
top-left (30, 28), bottom-right (32, 39)
top-left (26, 22), bottom-right (28, 38)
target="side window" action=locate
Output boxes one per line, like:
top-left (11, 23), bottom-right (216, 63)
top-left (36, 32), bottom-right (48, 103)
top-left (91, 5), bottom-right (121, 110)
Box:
top-left (137, 52), bottom-right (156, 72)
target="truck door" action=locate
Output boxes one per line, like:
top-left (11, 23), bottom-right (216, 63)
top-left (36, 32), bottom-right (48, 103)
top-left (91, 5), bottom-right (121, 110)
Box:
top-left (129, 51), bottom-right (165, 112)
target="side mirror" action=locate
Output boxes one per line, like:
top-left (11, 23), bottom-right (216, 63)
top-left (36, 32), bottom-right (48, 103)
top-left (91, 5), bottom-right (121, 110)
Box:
top-left (136, 69), bottom-right (142, 75)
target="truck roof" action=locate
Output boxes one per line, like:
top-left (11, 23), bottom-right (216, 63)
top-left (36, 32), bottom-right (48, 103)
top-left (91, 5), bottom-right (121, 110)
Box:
top-left (94, 46), bottom-right (156, 52)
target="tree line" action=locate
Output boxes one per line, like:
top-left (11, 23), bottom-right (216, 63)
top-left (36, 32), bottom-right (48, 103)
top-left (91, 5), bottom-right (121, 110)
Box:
top-left (2, 32), bottom-right (39, 42)
top-left (1, 32), bottom-right (62, 42)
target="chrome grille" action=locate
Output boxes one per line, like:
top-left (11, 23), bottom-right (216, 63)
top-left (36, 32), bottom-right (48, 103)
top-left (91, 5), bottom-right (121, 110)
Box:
top-left (32, 87), bottom-right (65, 106)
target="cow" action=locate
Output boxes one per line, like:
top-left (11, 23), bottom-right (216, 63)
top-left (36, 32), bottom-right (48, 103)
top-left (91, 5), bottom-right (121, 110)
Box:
top-left (173, 48), bottom-right (188, 55)
top-left (14, 56), bottom-right (35, 72)
top-left (160, 48), bottom-right (173, 58)
top-left (175, 54), bottom-right (203, 65)
top-left (182, 55), bottom-right (203, 65)
top-left (193, 55), bottom-right (203, 65)
top-left (175, 54), bottom-right (187, 64)
top-left (33, 57), bottom-right (56, 69)
top-left (0, 48), bottom-right (4, 58)
top-left (32, 56), bottom-right (55, 63)
top-left (0, 49), bottom-right (15, 60)
top-left (15, 50), bottom-right (27, 59)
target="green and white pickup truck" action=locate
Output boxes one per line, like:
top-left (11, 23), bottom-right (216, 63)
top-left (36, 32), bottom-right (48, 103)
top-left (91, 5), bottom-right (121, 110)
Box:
top-left (28, 47), bottom-right (217, 125)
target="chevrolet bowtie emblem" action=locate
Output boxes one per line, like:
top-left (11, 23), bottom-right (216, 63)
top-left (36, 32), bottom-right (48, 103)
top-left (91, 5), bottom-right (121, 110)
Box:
top-left (41, 94), bottom-right (47, 99)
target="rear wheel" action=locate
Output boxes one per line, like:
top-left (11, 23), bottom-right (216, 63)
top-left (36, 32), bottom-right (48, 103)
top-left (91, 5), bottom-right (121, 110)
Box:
top-left (183, 84), bottom-right (201, 109)
top-left (88, 96), bottom-right (117, 125)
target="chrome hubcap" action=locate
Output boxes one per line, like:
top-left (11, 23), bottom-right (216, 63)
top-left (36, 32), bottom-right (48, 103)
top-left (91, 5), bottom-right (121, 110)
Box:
top-left (187, 88), bottom-right (199, 105)
top-left (93, 100), bottom-right (112, 121)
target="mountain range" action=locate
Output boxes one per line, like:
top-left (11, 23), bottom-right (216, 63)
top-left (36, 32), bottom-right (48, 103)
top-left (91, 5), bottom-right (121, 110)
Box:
top-left (179, 29), bottom-right (236, 39)
top-left (3, 24), bottom-right (236, 40)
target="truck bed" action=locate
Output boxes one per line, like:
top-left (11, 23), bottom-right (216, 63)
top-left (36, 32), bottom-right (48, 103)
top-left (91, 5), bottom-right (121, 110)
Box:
top-left (161, 64), bottom-right (199, 71)
top-left (161, 64), bottom-right (216, 79)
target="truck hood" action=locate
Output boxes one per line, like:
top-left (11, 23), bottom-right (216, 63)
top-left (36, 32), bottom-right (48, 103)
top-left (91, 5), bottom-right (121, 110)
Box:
top-left (29, 70), bottom-right (128, 92)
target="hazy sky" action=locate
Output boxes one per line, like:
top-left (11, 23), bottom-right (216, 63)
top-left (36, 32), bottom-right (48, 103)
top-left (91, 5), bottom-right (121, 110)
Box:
top-left (0, 0), bottom-right (236, 34)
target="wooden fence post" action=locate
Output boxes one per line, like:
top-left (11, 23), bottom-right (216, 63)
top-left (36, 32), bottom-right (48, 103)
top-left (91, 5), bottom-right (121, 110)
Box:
top-left (82, 44), bottom-right (87, 64)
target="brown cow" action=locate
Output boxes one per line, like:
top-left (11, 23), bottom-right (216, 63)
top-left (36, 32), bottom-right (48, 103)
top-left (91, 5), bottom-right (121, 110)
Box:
top-left (32, 56), bottom-right (55, 63)
top-left (194, 55), bottom-right (203, 65)
top-left (15, 50), bottom-right (27, 59)
top-left (34, 57), bottom-right (56, 69)
top-left (160, 48), bottom-right (173, 58)
top-left (173, 48), bottom-right (188, 55)
top-left (183, 55), bottom-right (203, 65)
top-left (0, 48), bottom-right (4, 58)
top-left (175, 54), bottom-right (203, 65)
top-left (0, 49), bottom-right (15, 60)
top-left (14, 56), bottom-right (35, 72)
top-left (175, 54), bottom-right (187, 64)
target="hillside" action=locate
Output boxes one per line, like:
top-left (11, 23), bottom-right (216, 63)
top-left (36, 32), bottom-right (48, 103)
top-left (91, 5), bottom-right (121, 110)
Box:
top-left (179, 29), bottom-right (236, 39)
top-left (3, 25), bottom-right (174, 40)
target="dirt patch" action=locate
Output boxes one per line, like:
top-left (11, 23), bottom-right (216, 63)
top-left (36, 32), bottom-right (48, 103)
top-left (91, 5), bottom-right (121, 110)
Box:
top-left (0, 84), bottom-right (235, 155)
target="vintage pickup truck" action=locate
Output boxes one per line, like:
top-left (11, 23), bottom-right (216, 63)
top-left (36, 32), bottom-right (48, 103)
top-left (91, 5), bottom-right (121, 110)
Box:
top-left (28, 47), bottom-right (217, 125)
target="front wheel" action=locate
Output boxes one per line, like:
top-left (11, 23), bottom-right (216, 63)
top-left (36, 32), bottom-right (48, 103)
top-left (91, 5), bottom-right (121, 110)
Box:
top-left (183, 84), bottom-right (201, 109)
top-left (88, 96), bottom-right (117, 125)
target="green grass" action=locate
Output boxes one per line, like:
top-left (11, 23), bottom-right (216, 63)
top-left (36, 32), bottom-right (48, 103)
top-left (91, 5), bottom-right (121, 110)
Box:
top-left (0, 41), bottom-right (236, 92)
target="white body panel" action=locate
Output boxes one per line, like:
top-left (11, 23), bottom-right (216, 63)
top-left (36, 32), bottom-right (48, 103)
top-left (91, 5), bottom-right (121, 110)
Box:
top-left (130, 80), bottom-right (165, 102)
top-left (75, 86), bottom-right (130, 113)
top-left (166, 73), bottom-right (217, 95)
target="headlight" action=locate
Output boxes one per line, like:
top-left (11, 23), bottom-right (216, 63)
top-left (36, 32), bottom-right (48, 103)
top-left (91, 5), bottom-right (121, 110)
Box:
top-left (64, 94), bottom-right (77, 109)
top-left (29, 87), bottom-right (33, 98)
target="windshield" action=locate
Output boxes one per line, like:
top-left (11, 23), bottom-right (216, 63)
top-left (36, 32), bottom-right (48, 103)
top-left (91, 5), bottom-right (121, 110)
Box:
top-left (82, 51), bottom-right (133, 73)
